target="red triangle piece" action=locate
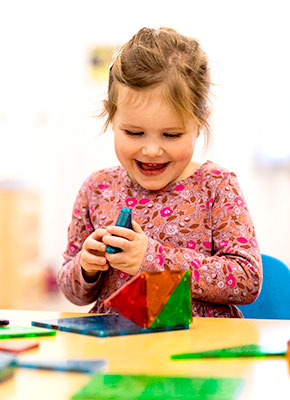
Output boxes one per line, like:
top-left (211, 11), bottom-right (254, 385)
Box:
top-left (104, 273), bottom-right (148, 327)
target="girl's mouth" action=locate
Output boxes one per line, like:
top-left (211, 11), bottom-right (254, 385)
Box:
top-left (136, 160), bottom-right (169, 176)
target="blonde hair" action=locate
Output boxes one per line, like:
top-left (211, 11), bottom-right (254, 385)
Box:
top-left (102, 27), bottom-right (211, 142)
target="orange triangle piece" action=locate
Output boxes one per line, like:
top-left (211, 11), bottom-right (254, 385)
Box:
top-left (146, 270), bottom-right (185, 327)
top-left (104, 273), bottom-right (148, 328)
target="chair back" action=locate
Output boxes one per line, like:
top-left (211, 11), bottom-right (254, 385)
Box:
top-left (238, 254), bottom-right (290, 319)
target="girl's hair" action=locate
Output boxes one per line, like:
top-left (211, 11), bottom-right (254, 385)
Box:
top-left (102, 27), bottom-right (212, 142)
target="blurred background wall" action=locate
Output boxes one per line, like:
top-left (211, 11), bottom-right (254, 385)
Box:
top-left (0, 0), bottom-right (289, 310)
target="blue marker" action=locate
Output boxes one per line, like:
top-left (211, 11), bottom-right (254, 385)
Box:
top-left (106, 208), bottom-right (132, 254)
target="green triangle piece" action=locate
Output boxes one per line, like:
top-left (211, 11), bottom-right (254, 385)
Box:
top-left (71, 373), bottom-right (244, 400)
top-left (0, 326), bottom-right (56, 339)
top-left (150, 270), bottom-right (192, 328)
top-left (146, 270), bottom-right (184, 327)
top-left (171, 344), bottom-right (287, 360)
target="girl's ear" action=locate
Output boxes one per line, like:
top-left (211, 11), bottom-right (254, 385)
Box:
top-left (203, 107), bottom-right (211, 125)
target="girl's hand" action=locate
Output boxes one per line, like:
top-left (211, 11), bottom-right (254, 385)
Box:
top-left (103, 220), bottom-right (149, 276)
top-left (80, 228), bottom-right (110, 280)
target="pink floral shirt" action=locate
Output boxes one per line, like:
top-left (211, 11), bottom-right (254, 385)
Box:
top-left (57, 161), bottom-right (262, 318)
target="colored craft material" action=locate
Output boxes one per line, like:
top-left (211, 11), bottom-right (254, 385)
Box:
top-left (171, 344), bottom-right (287, 360)
top-left (33, 269), bottom-right (192, 336)
top-left (0, 320), bottom-right (9, 327)
top-left (104, 270), bottom-right (192, 328)
top-left (0, 352), bottom-right (15, 382)
top-left (0, 326), bottom-right (56, 339)
top-left (106, 271), bottom-right (148, 328)
top-left (1, 351), bottom-right (106, 376)
top-left (287, 340), bottom-right (290, 374)
top-left (31, 314), bottom-right (187, 338)
top-left (71, 373), bottom-right (244, 400)
top-left (0, 340), bottom-right (39, 354)
top-left (106, 208), bottom-right (133, 254)
top-left (16, 359), bottom-right (107, 373)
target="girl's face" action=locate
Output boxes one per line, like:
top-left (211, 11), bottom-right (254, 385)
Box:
top-left (112, 85), bottom-right (200, 191)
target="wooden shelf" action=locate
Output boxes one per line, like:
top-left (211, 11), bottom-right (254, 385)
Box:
top-left (0, 189), bottom-right (45, 308)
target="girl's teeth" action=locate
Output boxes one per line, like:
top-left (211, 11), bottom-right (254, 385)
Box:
top-left (139, 162), bottom-right (167, 171)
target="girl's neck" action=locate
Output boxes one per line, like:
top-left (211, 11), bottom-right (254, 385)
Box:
top-left (175, 160), bottom-right (201, 182)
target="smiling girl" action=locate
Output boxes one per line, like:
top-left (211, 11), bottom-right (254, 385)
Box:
top-left (57, 27), bottom-right (262, 318)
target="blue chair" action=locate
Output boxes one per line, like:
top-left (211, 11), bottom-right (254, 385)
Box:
top-left (237, 254), bottom-right (290, 319)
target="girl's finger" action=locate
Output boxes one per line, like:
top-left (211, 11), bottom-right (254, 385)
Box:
top-left (82, 251), bottom-right (107, 265)
top-left (85, 238), bottom-right (106, 252)
top-left (103, 235), bottom-right (129, 251)
top-left (90, 228), bottom-right (108, 240)
top-left (106, 225), bottom-right (135, 240)
top-left (82, 263), bottom-right (109, 273)
top-left (132, 220), bottom-right (143, 233)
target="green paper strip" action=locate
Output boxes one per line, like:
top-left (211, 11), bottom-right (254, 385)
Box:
top-left (71, 373), bottom-right (244, 400)
top-left (0, 326), bottom-right (56, 339)
top-left (171, 344), bottom-right (286, 360)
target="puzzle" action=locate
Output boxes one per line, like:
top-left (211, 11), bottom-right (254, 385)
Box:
top-left (31, 313), bottom-right (188, 338)
top-left (104, 269), bottom-right (192, 328)
top-left (0, 352), bottom-right (15, 382)
top-left (32, 270), bottom-right (192, 337)
top-left (16, 359), bottom-right (107, 373)
top-left (106, 207), bottom-right (133, 254)
top-left (71, 373), bottom-right (244, 400)
top-left (0, 325), bottom-right (56, 339)
top-left (171, 344), bottom-right (287, 360)
top-left (0, 340), bottom-right (39, 354)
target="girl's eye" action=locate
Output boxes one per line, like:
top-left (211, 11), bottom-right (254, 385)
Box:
top-left (124, 130), bottom-right (144, 136)
top-left (163, 133), bottom-right (182, 138)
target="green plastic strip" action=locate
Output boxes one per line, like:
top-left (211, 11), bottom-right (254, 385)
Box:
top-left (171, 344), bottom-right (287, 360)
top-left (71, 373), bottom-right (244, 400)
top-left (0, 326), bottom-right (56, 339)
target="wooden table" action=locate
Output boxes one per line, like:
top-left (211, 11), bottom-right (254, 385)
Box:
top-left (0, 309), bottom-right (290, 399)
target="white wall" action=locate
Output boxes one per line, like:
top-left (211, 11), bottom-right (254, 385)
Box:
top-left (1, 0), bottom-right (289, 268)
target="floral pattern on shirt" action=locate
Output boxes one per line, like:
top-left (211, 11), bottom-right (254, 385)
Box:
top-left (57, 161), bottom-right (262, 318)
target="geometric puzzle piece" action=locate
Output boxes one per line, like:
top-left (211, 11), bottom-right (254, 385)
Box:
top-left (71, 373), bottom-right (244, 400)
top-left (16, 358), bottom-right (107, 374)
top-left (146, 270), bottom-right (185, 327)
top-left (104, 269), bottom-right (192, 329)
top-left (104, 273), bottom-right (148, 328)
top-left (0, 340), bottom-right (39, 354)
top-left (31, 314), bottom-right (188, 338)
top-left (171, 344), bottom-right (287, 360)
top-left (150, 270), bottom-right (192, 328)
top-left (106, 208), bottom-right (133, 254)
top-left (0, 326), bottom-right (56, 339)
top-left (0, 352), bottom-right (15, 382)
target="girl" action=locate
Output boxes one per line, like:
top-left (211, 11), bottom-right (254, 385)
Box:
top-left (57, 27), bottom-right (262, 318)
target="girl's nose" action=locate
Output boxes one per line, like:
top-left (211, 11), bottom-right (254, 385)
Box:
top-left (141, 141), bottom-right (164, 157)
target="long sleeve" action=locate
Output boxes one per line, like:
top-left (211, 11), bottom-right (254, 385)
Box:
top-left (140, 170), bottom-right (262, 307)
top-left (57, 178), bottom-right (104, 306)
top-left (57, 163), bottom-right (262, 317)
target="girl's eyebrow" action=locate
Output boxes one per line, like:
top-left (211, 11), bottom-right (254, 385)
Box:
top-left (121, 123), bottom-right (185, 131)
top-left (121, 124), bottom-right (143, 130)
